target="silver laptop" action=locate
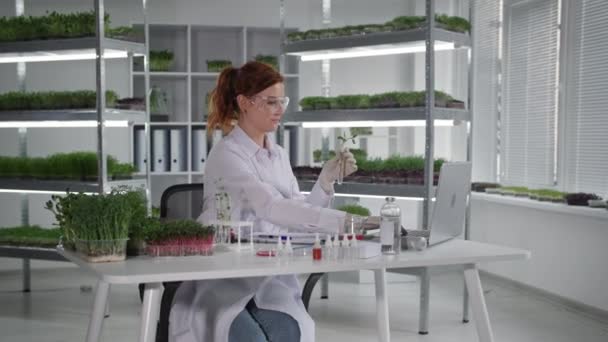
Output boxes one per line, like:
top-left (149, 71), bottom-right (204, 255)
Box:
top-left (428, 162), bottom-right (472, 246)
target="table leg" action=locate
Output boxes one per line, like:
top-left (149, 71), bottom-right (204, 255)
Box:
top-left (418, 267), bottom-right (430, 334)
top-left (321, 273), bottom-right (329, 299)
top-left (86, 280), bottom-right (110, 342)
top-left (374, 268), bottom-right (390, 342)
top-left (462, 279), bottom-right (470, 323)
top-left (22, 258), bottom-right (31, 292)
top-left (105, 299), bottom-right (110, 318)
top-left (463, 264), bottom-right (494, 342)
top-left (138, 282), bottom-right (163, 342)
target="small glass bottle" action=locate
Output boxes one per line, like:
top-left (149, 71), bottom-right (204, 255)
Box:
top-left (312, 233), bottom-right (322, 261)
top-left (380, 197), bottom-right (402, 254)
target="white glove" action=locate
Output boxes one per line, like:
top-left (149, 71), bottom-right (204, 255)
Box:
top-left (318, 148), bottom-right (357, 193)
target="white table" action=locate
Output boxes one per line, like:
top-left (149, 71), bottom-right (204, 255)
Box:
top-left (58, 239), bottom-right (529, 342)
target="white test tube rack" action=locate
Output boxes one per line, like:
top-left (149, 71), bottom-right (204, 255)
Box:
top-left (209, 220), bottom-right (254, 252)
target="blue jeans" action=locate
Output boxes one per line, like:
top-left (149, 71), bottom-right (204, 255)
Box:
top-left (228, 299), bottom-right (301, 342)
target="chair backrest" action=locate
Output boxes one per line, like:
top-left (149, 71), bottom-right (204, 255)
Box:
top-left (428, 162), bottom-right (472, 246)
top-left (160, 183), bottom-right (205, 220)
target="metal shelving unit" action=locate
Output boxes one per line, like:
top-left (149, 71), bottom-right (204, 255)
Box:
top-left (298, 180), bottom-right (434, 198)
top-left (284, 27), bottom-right (470, 57)
top-left (0, 109), bottom-right (146, 123)
top-left (284, 107), bottom-right (470, 124)
top-left (0, 37), bottom-right (145, 57)
top-left (131, 23), bottom-right (300, 205)
top-left (0, 177), bottom-right (147, 194)
top-left (0, 0), bottom-right (151, 292)
top-left (280, 0), bottom-right (474, 334)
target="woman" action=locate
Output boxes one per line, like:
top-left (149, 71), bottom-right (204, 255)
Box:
top-left (170, 61), bottom-right (357, 342)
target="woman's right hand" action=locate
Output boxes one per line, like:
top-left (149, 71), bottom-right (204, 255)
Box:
top-left (318, 149), bottom-right (357, 193)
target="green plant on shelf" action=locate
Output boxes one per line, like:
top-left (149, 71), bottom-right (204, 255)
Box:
top-left (385, 16), bottom-right (426, 31)
top-left (527, 189), bottom-right (565, 202)
top-left (0, 11), bottom-right (142, 42)
top-left (254, 55), bottom-right (278, 70)
top-left (286, 14), bottom-right (471, 43)
top-left (331, 95), bottom-right (371, 109)
top-left (0, 11), bottom-right (106, 42)
top-left (299, 96), bottom-right (332, 110)
top-left (336, 204), bottom-right (371, 217)
top-left (107, 25), bottom-right (141, 41)
top-left (356, 155), bottom-right (444, 173)
top-left (0, 152), bottom-right (135, 180)
top-left (499, 186), bottom-right (530, 196)
top-left (206, 59), bottom-right (232, 72)
top-left (0, 226), bottom-right (62, 248)
top-left (435, 14), bottom-right (471, 33)
top-left (0, 90), bottom-right (119, 111)
top-left (149, 49), bottom-right (175, 72)
top-left (298, 90), bottom-right (460, 111)
top-left (349, 127), bottom-right (373, 136)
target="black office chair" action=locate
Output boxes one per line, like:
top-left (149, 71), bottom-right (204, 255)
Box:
top-left (137, 183), bottom-right (205, 341)
top-left (141, 183), bottom-right (322, 342)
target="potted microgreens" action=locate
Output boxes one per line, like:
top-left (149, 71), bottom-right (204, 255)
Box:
top-left (206, 60), bottom-right (232, 72)
top-left (336, 204), bottom-right (371, 217)
top-left (0, 226), bottom-right (61, 248)
top-left (527, 189), bottom-right (564, 203)
top-left (145, 219), bottom-right (215, 257)
top-left (149, 49), bottom-right (174, 72)
top-left (45, 187), bottom-right (146, 262)
top-left (254, 55), bottom-right (278, 70)
top-left (292, 154), bottom-right (444, 186)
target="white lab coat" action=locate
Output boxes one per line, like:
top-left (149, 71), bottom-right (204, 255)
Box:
top-left (170, 125), bottom-right (346, 342)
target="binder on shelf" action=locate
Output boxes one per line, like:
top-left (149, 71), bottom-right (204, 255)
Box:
top-left (192, 128), bottom-right (207, 172)
top-left (170, 129), bottom-right (186, 172)
top-left (152, 129), bottom-right (169, 172)
top-left (134, 128), bottom-right (146, 172)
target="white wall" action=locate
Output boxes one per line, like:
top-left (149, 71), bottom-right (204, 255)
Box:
top-left (470, 194), bottom-right (608, 312)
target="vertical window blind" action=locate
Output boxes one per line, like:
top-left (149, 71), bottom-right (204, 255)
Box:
top-left (472, 0), bottom-right (502, 182)
top-left (563, 0), bottom-right (608, 196)
top-left (502, 0), bottom-right (559, 187)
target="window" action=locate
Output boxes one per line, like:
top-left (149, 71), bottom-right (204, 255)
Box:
top-left (562, 0), bottom-right (608, 196)
top-left (501, 0), bottom-right (560, 188)
top-left (471, 0), bottom-right (502, 182)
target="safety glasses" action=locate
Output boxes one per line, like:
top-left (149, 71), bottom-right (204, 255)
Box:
top-left (249, 95), bottom-right (290, 112)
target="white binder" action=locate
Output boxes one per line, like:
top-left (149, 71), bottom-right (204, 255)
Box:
top-left (192, 128), bottom-right (207, 172)
top-left (170, 129), bottom-right (186, 172)
top-left (135, 128), bottom-right (146, 172)
top-left (153, 129), bottom-right (169, 172)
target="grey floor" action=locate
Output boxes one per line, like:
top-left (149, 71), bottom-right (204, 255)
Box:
top-left (1, 264), bottom-right (607, 342)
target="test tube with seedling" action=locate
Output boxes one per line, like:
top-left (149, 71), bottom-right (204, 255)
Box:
top-left (336, 133), bottom-right (358, 185)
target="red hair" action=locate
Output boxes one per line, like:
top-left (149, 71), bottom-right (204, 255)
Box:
top-left (207, 61), bottom-right (284, 135)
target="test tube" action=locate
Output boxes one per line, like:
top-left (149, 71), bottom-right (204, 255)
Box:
top-left (337, 157), bottom-right (344, 185)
